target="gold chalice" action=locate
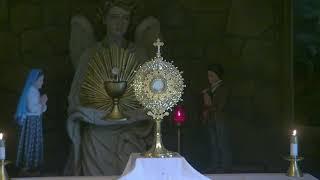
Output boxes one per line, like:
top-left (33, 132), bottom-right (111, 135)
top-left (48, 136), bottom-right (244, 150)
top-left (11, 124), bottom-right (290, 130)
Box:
top-left (104, 81), bottom-right (127, 121)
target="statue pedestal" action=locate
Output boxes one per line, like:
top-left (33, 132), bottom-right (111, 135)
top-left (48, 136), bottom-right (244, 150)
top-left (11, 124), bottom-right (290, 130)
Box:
top-left (119, 153), bottom-right (210, 180)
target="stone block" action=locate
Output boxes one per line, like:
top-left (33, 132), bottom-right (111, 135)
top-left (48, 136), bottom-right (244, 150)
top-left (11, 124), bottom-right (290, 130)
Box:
top-left (252, 87), bottom-right (282, 122)
top-left (170, 43), bottom-right (188, 59)
top-left (230, 80), bottom-right (255, 97)
top-left (240, 39), bottom-right (279, 81)
top-left (0, 63), bottom-right (29, 92)
top-left (0, 0), bottom-right (8, 27)
top-left (22, 52), bottom-right (53, 68)
top-left (43, 55), bottom-right (72, 82)
top-left (227, 0), bottom-right (274, 36)
top-left (9, 0), bottom-right (42, 5)
top-left (205, 36), bottom-right (227, 62)
top-left (21, 30), bottom-right (52, 55)
top-left (70, 1), bottom-right (100, 23)
top-left (222, 37), bottom-right (245, 60)
top-left (188, 41), bottom-right (205, 59)
top-left (0, 92), bottom-right (19, 126)
top-left (163, 28), bottom-right (203, 59)
top-left (162, 28), bottom-right (192, 47)
top-left (167, 39), bottom-right (194, 59)
top-left (159, 1), bottom-right (190, 28)
top-left (45, 27), bottom-right (69, 54)
top-left (10, 3), bottom-right (42, 33)
top-left (259, 28), bottom-right (278, 42)
top-left (227, 96), bottom-right (254, 123)
top-left (0, 31), bottom-right (20, 62)
top-left (298, 126), bottom-right (320, 157)
top-left (43, 0), bottom-right (70, 26)
top-left (179, 0), bottom-right (230, 12)
top-left (21, 55), bottom-right (73, 97)
top-left (192, 13), bottom-right (227, 41)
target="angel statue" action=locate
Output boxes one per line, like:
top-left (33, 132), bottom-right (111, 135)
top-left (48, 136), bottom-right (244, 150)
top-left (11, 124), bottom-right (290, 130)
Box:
top-left (64, 0), bottom-right (161, 176)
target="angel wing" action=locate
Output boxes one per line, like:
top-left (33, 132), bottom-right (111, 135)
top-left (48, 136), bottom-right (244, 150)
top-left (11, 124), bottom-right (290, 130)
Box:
top-left (69, 15), bottom-right (96, 70)
top-left (134, 16), bottom-right (161, 62)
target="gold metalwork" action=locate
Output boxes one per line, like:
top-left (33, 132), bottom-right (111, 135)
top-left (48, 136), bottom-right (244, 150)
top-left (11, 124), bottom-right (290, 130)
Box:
top-left (144, 118), bottom-right (176, 158)
top-left (177, 123), bottom-right (181, 154)
top-left (104, 81), bottom-right (127, 120)
top-left (133, 38), bottom-right (185, 157)
top-left (285, 156), bottom-right (303, 177)
top-left (0, 160), bottom-right (8, 180)
top-left (80, 46), bottom-right (141, 120)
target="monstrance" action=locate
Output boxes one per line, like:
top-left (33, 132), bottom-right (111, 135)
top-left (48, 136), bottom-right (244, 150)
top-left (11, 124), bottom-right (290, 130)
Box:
top-left (133, 38), bottom-right (186, 157)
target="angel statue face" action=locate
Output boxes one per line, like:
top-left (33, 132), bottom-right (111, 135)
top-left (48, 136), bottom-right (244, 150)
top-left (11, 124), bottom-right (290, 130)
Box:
top-left (104, 6), bottom-right (130, 38)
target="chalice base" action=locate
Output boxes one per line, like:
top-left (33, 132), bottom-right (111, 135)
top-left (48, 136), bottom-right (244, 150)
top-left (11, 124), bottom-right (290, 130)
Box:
top-left (105, 115), bottom-right (127, 121)
top-left (104, 103), bottom-right (127, 121)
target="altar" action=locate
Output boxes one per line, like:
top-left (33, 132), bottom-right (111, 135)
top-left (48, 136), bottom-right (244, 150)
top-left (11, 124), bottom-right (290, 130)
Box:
top-left (10, 153), bottom-right (319, 180)
top-left (11, 174), bottom-right (319, 180)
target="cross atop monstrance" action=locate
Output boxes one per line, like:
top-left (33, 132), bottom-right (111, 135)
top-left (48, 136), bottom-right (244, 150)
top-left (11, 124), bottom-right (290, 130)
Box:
top-left (153, 38), bottom-right (164, 58)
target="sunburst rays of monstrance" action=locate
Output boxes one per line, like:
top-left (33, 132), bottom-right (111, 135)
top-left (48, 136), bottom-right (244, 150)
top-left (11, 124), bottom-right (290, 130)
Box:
top-left (80, 46), bottom-right (141, 120)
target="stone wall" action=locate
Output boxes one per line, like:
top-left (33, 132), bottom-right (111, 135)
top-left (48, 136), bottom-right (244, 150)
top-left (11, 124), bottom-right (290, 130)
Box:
top-left (1, 0), bottom-right (318, 176)
top-left (156, 0), bottom-right (291, 171)
top-left (0, 0), bottom-right (73, 174)
top-left (160, 0), bottom-right (286, 123)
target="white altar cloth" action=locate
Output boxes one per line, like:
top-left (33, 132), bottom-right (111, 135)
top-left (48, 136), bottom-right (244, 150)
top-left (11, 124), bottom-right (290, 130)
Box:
top-left (119, 153), bottom-right (210, 180)
top-left (12, 173), bottom-right (318, 180)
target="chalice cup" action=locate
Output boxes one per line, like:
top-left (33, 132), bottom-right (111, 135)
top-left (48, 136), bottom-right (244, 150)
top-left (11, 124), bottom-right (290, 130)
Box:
top-left (104, 81), bottom-right (127, 121)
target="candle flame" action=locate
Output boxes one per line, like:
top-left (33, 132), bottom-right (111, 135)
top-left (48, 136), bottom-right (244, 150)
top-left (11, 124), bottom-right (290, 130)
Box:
top-left (0, 133), bottom-right (3, 140)
top-left (177, 111), bottom-right (181, 116)
top-left (292, 130), bottom-right (297, 136)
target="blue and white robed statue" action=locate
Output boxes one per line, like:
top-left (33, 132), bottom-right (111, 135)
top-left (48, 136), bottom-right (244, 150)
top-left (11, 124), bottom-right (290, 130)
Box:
top-left (15, 69), bottom-right (48, 173)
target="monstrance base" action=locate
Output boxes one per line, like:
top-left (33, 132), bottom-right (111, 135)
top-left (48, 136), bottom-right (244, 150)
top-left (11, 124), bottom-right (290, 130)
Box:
top-left (143, 146), bottom-right (179, 158)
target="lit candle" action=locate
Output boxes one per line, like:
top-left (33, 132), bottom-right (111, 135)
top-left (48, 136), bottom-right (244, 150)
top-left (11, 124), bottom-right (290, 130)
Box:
top-left (173, 105), bottom-right (186, 125)
top-left (290, 130), bottom-right (298, 157)
top-left (0, 133), bottom-right (5, 160)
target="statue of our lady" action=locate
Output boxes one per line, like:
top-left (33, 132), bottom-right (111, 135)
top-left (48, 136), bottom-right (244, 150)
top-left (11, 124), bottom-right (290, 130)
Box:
top-left (65, 0), bottom-right (161, 175)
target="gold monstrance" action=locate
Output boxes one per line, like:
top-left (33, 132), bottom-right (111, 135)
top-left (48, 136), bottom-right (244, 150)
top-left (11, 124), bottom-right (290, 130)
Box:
top-left (133, 38), bottom-right (186, 157)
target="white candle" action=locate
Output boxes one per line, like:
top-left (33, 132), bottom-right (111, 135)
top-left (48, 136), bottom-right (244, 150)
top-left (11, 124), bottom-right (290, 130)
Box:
top-left (0, 133), bottom-right (5, 160)
top-left (290, 130), bottom-right (298, 157)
